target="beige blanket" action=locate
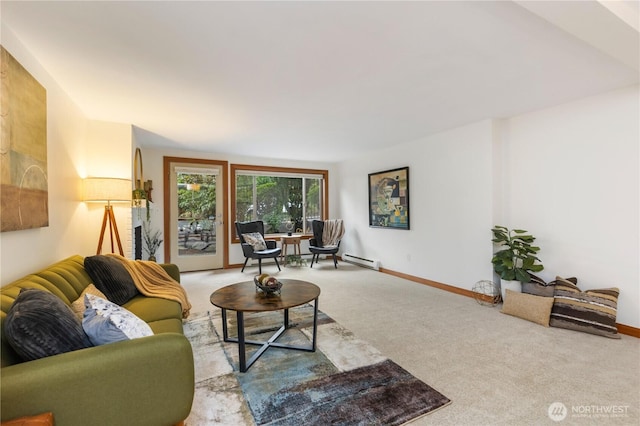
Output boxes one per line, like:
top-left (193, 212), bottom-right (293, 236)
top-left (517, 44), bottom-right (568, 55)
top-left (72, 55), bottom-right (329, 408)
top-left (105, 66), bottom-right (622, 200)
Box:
top-left (322, 219), bottom-right (345, 248)
top-left (107, 254), bottom-right (192, 319)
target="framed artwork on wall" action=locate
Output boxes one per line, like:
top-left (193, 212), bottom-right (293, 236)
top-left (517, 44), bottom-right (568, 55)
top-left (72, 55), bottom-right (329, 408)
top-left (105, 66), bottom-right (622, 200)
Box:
top-left (368, 166), bottom-right (409, 230)
top-left (0, 46), bottom-right (49, 232)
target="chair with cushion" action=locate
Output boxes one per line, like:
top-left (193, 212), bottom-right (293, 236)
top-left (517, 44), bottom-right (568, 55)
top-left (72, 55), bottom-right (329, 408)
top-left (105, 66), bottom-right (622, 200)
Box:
top-left (309, 219), bottom-right (344, 269)
top-left (236, 221), bottom-right (282, 274)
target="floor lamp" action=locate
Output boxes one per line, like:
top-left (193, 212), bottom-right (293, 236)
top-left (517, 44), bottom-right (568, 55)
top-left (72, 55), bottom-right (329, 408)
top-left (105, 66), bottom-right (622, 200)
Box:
top-left (83, 177), bottom-right (132, 256)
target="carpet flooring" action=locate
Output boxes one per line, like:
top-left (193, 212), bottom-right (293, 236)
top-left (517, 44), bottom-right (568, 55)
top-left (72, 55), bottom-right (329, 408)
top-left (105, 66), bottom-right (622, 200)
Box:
top-left (180, 263), bottom-right (640, 425)
top-left (184, 304), bottom-right (450, 425)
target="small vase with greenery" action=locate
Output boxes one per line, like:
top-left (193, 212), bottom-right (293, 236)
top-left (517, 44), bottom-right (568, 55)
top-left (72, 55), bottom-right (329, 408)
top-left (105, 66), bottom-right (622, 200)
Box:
top-left (491, 225), bottom-right (543, 283)
top-left (143, 221), bottom-right (163, 261)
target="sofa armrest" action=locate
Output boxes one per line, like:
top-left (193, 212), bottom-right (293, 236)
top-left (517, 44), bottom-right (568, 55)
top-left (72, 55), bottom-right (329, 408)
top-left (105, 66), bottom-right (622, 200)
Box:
top-left (160, 263), bottom-right (180, 282)
top-left (0, 333), bottom-right (194, 425)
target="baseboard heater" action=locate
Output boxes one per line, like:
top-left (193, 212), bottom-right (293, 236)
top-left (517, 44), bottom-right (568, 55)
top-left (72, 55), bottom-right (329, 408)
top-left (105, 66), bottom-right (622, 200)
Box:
top-left (342, 253), bottom-right (380, 271)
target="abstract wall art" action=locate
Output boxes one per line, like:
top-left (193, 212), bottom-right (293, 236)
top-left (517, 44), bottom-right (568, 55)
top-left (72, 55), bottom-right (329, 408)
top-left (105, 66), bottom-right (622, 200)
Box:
top-left (368, 166), bottom-right (409, 230)
top-left (1, 45), bottom-right (48, 232)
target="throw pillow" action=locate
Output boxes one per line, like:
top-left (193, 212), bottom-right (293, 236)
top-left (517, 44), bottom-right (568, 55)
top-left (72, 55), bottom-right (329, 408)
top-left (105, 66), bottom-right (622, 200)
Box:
top-left (4, 288), bottom-right (92, 361)
top-left (550, 277), bottom-right (620, 339)
top-left (521, 274), bottom-right (554, 298)
top-left (521, 275), bottom-right (577, 298)
top-left (551, 276), bottom-right (579, 289)
top-left (71, 284), bottom-right (107, 319)
top-left (82, 294), bottom-right (153, 346)
top-left (84, 255), bottom-right (139, 305)
top-left (242, 232), bottom-right (267, 251)
top-left (501, 290), bottom-right (554, 326)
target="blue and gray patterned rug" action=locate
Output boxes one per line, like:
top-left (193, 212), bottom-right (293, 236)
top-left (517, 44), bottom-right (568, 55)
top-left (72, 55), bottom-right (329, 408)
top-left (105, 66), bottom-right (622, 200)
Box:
top-left (185, 305), bottom-right (450, 425)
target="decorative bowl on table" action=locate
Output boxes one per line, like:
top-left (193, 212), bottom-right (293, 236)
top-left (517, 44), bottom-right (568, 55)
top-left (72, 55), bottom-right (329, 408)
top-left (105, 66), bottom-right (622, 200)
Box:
top-left (254, 274), bottom-right (283, 295)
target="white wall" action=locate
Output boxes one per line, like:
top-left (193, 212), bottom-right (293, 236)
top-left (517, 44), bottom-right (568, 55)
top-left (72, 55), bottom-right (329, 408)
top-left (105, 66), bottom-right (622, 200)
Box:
top-left (0, 29), bottom-right (92, 283)
top-left (0, 29), bottom-right (135, 284)
top-left (502, 85), bottom-right (639, 327)
top-left (339, 86), bottom-right (639, 328)
top-left (339, 120), bottom-right (496, 289)
top-left (83, 121), bottom-right (134, 256)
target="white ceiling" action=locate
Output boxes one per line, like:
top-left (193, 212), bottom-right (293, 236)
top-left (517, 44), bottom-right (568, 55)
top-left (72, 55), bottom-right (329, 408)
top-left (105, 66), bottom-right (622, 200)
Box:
top-left (2, 1), bottom-right (638, 163)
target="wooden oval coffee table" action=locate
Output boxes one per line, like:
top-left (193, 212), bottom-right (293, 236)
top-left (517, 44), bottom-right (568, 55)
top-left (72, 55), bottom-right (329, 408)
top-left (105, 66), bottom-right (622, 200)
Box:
top-left (210, 279), bottom-right (320, 372)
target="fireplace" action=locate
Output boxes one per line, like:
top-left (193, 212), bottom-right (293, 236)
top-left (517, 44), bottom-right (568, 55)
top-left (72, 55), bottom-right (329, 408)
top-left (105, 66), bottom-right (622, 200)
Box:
top-left (134, 225), bottom-right (142, 260)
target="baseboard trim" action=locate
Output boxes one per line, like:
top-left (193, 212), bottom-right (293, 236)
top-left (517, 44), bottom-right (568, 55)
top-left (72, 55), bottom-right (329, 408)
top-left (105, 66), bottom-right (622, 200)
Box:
top-left (616, 323), bottom-right (640, 338)
top-left (379, 268), bottom-right (476, 299)
top-left (379, 267), bottom-right (640, 339)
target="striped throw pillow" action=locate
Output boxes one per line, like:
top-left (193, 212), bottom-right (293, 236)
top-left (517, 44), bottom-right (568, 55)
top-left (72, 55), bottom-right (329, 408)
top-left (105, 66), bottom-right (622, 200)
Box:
top-left (550, 277), bottom-right (620, 339)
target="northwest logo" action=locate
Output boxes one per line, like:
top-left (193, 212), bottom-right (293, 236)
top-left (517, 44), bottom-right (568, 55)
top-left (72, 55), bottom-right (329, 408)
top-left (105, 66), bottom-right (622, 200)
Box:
top-left (548, 402), bottom-right (568, 422)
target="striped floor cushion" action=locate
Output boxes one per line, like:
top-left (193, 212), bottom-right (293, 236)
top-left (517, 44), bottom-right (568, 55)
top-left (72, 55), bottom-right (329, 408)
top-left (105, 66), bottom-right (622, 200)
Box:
top-left (550, 277), bottom-right (620, 339)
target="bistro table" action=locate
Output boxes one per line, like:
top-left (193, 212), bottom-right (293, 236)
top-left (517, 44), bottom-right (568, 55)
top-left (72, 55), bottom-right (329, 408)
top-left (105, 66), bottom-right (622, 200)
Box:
top-left (280, 235), bottom-right (302, 265)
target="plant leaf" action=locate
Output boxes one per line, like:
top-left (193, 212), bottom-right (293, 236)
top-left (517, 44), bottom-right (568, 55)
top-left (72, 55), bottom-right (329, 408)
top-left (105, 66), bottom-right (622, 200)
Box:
top-left (502, 270), bottom-right (516, 280)
top-left (515, 269), bottom-right (530, 282)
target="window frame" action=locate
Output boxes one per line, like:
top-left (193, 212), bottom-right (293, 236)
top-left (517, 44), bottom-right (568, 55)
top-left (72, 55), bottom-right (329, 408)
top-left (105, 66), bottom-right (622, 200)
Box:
top-left (230, 164), bottom-right (329, 242)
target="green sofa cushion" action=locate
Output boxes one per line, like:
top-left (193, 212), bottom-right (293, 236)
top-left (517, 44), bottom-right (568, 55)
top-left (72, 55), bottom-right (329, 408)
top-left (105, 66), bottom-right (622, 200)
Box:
top-left (35, 257), bottom-right (92, 303)
top-left (148, 318), bottom-right (185, 334)
top-left (123, 295), bottom-right (183, 324)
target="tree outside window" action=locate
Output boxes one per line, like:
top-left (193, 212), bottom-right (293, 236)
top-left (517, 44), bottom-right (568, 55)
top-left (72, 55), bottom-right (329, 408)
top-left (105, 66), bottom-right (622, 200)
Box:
top-left (232, 165), bottom-right (327, 238)
top-left (177, 173), bottom-right (216, 232)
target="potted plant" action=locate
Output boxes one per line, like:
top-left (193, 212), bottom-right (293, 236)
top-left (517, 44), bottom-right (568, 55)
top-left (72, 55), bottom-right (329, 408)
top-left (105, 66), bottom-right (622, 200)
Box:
top-left (491, 225), bottom-right (544, 300)
top-left (143, 221), bottom-right (163, 261)
top-left (285, 254), bottom-right (306, 267)
top-left (133, 188), bottom-right (151, 221)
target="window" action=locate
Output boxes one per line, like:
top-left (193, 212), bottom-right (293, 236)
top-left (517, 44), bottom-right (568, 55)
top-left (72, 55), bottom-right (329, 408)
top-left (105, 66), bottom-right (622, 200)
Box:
top-left (231, 164), bottom-right (328, 240)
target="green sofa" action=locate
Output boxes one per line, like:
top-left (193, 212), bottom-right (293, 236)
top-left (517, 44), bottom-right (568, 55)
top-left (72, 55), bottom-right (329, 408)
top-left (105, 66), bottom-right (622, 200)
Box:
top-left (0, 255), bottom-right (194, 425)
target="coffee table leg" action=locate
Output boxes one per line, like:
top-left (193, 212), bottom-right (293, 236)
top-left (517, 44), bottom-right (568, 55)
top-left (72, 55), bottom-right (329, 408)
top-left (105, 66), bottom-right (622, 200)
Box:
top-left (237, 311), bottom-right (246, 372)
top-left (284, 308), bottom-right (289, 329)
top-left (221, 308), bottom-right (229, 340)
top-left (312, 298), bottom-right (318, 351)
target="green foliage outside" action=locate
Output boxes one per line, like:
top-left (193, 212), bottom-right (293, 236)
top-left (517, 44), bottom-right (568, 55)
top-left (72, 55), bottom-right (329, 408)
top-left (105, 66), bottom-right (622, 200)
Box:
top-left (178, 172), bottom-right (321, 235)
top-left (236, 175), bottom-right (321, 234)
top-left (178, 173), bottom-right (216, 229)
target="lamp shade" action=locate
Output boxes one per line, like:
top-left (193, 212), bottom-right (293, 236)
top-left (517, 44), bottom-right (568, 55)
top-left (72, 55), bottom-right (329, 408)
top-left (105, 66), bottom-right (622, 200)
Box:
top-left (83, 177), bottom-right (131, 203)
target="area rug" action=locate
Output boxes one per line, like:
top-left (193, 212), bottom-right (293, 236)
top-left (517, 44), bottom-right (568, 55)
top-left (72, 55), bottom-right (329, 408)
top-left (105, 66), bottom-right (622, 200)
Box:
top-left (184, 305), bottom-right (451, 425)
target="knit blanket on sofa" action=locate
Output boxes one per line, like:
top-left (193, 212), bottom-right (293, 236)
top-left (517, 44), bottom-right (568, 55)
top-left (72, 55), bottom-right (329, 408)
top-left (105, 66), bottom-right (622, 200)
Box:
top-left (107, 254), bottom-right (192, 318)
